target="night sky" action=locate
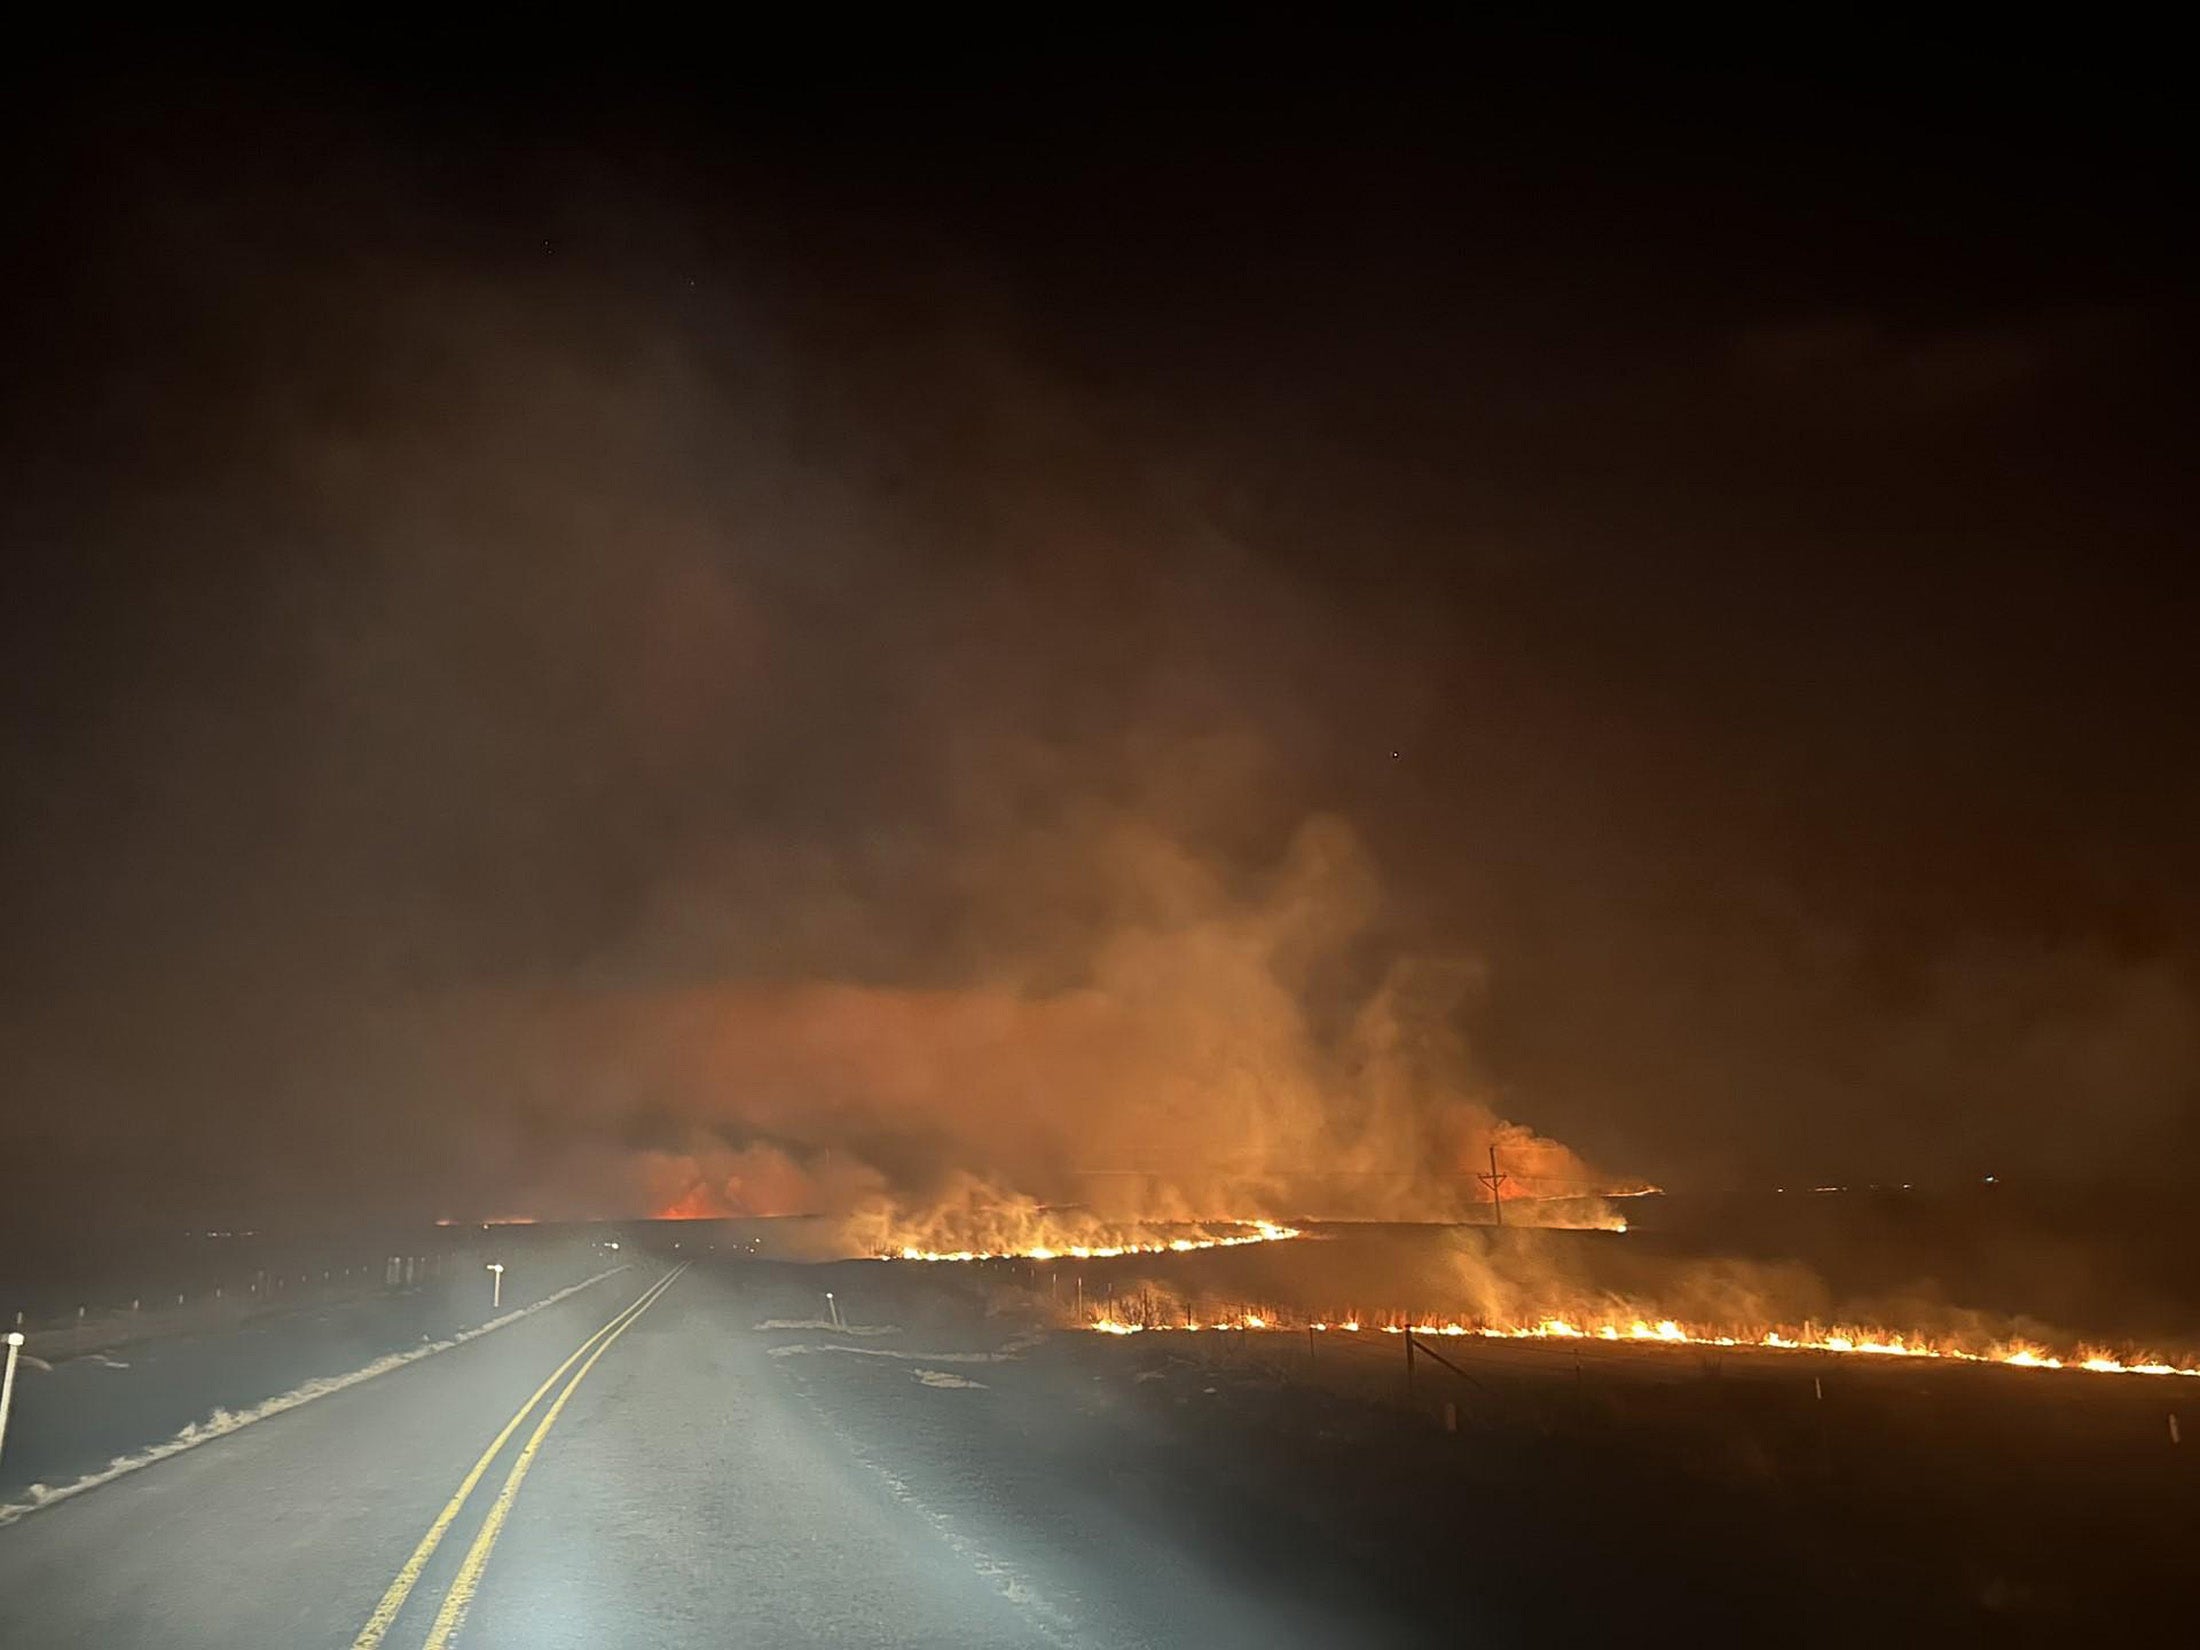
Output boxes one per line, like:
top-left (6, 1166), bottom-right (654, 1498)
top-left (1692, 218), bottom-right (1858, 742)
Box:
top-left (2, 26), bottom-right (2193, 1237)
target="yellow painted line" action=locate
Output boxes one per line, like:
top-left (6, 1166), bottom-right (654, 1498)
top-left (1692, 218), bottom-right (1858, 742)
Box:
top-left (349, 1265), bottom-right (684, 1650)
top-left (421, 1261), bottom-right (686, 1649)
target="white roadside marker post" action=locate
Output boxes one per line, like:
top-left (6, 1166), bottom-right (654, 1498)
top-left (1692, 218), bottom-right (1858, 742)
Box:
top-left (487, 1263), bottom-right (504, 1310)
top-left (0, 1331), bottom-right (23, 1470)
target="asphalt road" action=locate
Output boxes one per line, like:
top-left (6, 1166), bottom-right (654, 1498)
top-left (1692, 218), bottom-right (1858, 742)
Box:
top-left (0, 1260), bottom-right (1353, 1650)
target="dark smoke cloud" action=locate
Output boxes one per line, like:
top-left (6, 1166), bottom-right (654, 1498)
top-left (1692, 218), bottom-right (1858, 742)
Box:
top-left (2, 54), bottom-right (2195, 1237)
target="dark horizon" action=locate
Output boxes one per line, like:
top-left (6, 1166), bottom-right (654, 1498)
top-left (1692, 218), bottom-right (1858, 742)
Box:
top-left (3, 25), bottom-right (2194, 1240)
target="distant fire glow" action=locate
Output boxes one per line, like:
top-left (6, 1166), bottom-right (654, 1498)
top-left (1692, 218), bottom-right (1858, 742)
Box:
top-left (653, 1188), bottom-right (725, 1221)
top-left (1080, 1303), bottom-right (2200, 1379)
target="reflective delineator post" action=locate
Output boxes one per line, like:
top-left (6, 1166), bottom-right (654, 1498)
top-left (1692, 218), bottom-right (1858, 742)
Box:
top-left (0, 1331), bottom-right (23, 1470)
top-left (487, 1262), bottom-right (505, 1310)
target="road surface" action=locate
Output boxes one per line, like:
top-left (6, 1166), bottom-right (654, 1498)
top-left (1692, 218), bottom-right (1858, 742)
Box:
top-left (0, 1260), bottom-right (1373, 1649)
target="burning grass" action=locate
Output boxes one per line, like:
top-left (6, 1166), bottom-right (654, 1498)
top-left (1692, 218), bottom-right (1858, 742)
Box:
top-left (1076, 1292), bottom-right (2200, 1379)
top-left (867, 1200), bottom-right (2200, 1384)
top-left (876, 1217), bottom-right (1304, 1263)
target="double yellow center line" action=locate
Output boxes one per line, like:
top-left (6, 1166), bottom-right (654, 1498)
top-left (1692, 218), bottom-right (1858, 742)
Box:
top-left (352, 1262), bottom-right (688, 1650)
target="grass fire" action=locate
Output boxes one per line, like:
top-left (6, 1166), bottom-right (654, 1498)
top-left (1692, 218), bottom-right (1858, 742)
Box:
top-left (1076, 1296), bottom-right (2200, 1379)
top-left (877, 1217), bottom-right (1304, 1262)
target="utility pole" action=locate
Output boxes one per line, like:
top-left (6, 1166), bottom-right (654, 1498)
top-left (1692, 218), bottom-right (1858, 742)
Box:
top-left (1478, 1146), bottom-right (1510, 1227)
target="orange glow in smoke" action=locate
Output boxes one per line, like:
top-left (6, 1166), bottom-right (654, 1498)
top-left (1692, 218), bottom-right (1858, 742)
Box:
top-left (653, 1187), bottom-right (724, 1221)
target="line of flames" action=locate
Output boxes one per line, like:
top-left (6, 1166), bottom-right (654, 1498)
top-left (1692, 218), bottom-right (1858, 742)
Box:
top-left (881, 1219), bottom-right (1304, 1263)
top-left (1081, 1309), bottom-right (2200, 1378)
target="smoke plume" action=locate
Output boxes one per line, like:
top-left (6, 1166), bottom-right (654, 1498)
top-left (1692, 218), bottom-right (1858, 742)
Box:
top-left (448, 813), bottom-right (1625, 1245)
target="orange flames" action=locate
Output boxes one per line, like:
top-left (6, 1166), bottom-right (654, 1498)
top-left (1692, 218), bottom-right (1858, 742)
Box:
top-left (1080, 1303), bottom-right (2200, 1378)
top-left (652, 1187), bottom-right (727, 1221)
top-left (882, 1218), bottom-right (1303, 1262)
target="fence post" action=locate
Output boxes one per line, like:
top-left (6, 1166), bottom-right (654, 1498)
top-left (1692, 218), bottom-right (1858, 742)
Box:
top-left (0, 1332), bottom-right (22, 1469)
